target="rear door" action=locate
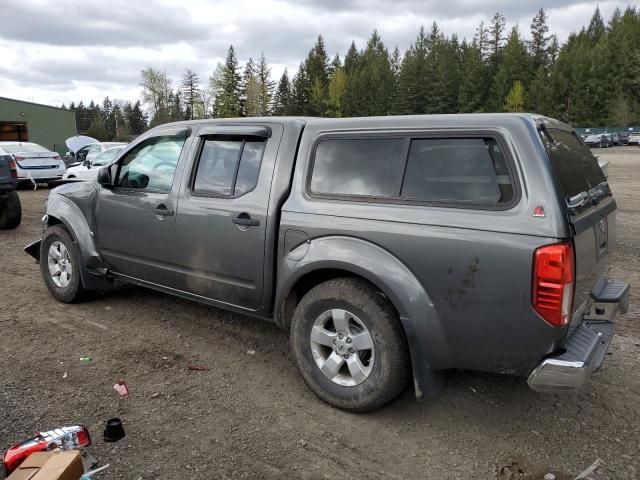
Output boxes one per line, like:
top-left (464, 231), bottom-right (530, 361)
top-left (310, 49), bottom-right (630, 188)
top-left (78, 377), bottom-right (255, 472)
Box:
top-left (173, 124), bottom-right (283, 310)
top-left (540, 127), bottom-right (614, 321)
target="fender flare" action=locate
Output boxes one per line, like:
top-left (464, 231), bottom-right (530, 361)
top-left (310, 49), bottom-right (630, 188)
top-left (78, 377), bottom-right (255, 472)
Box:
top-left (276, 235), bottom-right (448, 398)
top-left (45, 194), bottom-right (109, 289)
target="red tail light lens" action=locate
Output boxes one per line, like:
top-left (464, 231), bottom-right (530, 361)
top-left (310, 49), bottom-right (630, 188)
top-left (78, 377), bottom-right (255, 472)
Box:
top-left (533, 242), bottom-right (574, 327)
top-left (13, 155), bottom-right (25, 161)
top-left (8, 159), bottom-right (17, 179)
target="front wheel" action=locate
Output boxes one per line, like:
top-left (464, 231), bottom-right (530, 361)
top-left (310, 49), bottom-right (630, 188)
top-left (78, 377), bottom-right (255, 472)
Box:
top-left (290, 278), bottom-right (410, 412)
top-left (40, 225), bottom-right (86, 302)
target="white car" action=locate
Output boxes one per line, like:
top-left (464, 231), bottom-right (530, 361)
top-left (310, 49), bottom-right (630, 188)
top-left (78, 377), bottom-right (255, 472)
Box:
top-left (76, 142), bottom-right (127, 164)
top-left (0, 142), bottom-right (66, 187)
top-left (628, 133), bottom-right (640, 146)
top-left (63, 146), bottom-right (125, 181)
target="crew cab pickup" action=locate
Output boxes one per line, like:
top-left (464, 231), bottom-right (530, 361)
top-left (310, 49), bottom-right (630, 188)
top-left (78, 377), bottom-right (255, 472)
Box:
top-left (25, 114), bottom-right (630, 412)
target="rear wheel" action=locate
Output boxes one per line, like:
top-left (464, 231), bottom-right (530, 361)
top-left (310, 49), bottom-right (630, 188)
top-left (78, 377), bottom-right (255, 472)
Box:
top-left (290, 278), bottom-right (409, 412)
top-left (40, 225), bottom-right (86, 302)
top-left (0, 191), bottom-right (22, 229)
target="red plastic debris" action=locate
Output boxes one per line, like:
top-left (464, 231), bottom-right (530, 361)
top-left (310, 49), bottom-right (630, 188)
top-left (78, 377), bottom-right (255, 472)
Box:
top-left (112, 381), bottom-right (130, 398)
top-left (187, 364), bottom-right (209, 371)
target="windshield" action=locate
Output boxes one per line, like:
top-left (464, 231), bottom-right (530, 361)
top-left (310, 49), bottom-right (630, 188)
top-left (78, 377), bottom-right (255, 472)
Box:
top-left (585, 135), bottom-right (601, 141)
top-left (1, 143), bottom-right (50, 154)
top-left (92, 146), bottom-right (124, 166)
top-left (540, 128), bottom-right (608, 213)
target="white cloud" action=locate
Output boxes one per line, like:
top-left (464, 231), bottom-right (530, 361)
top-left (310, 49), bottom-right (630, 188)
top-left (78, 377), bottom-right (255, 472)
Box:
top-left (0, 0), bottom-right (633, 107)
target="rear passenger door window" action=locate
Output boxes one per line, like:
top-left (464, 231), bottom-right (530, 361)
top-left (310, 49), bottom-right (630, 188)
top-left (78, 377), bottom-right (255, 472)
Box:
top-left (192, 136), bottom-right (266, 197)
top-left (401, 138), bottom-right (514, 204)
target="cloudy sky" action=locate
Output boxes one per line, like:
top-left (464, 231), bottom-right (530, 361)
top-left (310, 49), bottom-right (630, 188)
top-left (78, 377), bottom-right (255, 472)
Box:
top-left (0, 0), bottom-right (631, 108)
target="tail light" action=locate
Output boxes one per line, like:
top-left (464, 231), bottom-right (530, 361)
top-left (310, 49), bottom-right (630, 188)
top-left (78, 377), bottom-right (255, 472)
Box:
top-left (8, 159), bottom-right (17, 179)
top-left (2, 425), bottom-right (91, 475)
top-left (53, 155), bottom-right (61, 160)
top-left (532, 242), bottom-right (575, 327)
top-left (13, 155), bottom-right (25, 162)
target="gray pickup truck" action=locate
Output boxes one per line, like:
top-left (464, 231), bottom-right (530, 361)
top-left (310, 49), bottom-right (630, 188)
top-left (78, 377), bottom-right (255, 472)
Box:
top-left (25, 114), bottom-right (630, 412)
top-left (0, 154), bottom-right (22, 229)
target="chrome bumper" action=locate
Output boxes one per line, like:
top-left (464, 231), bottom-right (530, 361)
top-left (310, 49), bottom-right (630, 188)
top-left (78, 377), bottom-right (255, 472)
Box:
top-left (528, 279), bottom-right (629, 393)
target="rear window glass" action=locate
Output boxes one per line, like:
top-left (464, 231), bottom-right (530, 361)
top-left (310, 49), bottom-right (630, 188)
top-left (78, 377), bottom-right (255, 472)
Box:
top-left (541, 129), bottom-right (606, 199)
top-left (310, 138), bottom-right (404, 197)
top-left (1, 143), bottom-right (49, 153)
top-left (401, 138), bottom-right (514, 204)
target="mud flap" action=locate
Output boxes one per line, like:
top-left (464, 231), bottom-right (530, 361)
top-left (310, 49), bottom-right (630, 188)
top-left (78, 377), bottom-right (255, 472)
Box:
top-left (24, 239), bottom-right (42, 262)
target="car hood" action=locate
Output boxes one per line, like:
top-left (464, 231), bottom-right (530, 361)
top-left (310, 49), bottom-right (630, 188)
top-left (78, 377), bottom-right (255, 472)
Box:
top-left (65, 135), bottom-right (98, 154)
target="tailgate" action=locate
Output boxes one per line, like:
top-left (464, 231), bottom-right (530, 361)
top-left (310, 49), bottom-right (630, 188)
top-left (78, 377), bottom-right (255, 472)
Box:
top-left (539, 127), bottom-right (614, 323)
top-left (15, 153), bottom-right (60, 168)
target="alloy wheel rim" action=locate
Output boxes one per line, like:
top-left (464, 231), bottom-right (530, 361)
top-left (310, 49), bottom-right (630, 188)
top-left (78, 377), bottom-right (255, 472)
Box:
top-left (310, 309), bottom-right (375, 387)
top-left (47, 241), bottom-right (73, 288)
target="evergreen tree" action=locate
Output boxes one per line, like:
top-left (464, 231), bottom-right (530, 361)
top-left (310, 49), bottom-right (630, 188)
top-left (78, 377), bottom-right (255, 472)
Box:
top-left (344, 41), bottom-right (360, 74)
top-left (213, 45), bottom-right (242, 117)
top-left (458, 41), bottom-right (487, 112)
top-left (272, 69), bottom-right (292, 115)
top-left (290, 62), bottom-right (310, 115)
top-left (393, 26), bottom-right (429, 114)
top-left (304, 35), bottom-right (330, 115)
top-left (529, 8), bottom-right (551, 71)
top-left (490, 26), bottom-right (529, 111)
top-left (344, 30), bottom-right (395, 116)
top-left (181, 69), bottom-right (201, 120)
top-left (527, 65), bottom-right (552, 115)
top-left (256, 53), bottom-right (275, 115)
top-left (86, 112), bottom-right (108, 140)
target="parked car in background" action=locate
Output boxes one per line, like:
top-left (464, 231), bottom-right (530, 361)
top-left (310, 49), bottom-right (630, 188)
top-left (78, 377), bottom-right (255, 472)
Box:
top-left (0, 153), bottom-right (21, 229)
top-left (26, 114), bottom-right (629, 412)
top-left (0, 142), bottom-right (66, 187)
top-left (617, 132), bottom-right (629, 145)
top-left (63, 146), bottom-right (125, 181)
top-left (627, 132), bottom-right (640, 145)
top-left (78, 142), bottom-right (127, 164)
top-left (609, 133), bottom-right (621, 145)
top-left (585, 134), bottom-right (611, 148)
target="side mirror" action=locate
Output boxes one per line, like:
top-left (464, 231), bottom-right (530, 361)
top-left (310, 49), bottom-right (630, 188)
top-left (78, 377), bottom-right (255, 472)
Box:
top-left (82, 160), bottom-right (90, 167)
top-left (97, 167), bottom-right (113, 187)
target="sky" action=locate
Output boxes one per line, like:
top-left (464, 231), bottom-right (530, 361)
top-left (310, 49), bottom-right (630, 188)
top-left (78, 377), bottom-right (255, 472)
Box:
top-left (0, 0), bottom-right (632, 109)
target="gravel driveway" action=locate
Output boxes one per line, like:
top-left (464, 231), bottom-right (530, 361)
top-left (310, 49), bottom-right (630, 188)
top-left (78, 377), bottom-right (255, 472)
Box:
top-left (1, 147), bottom-right (638, 479)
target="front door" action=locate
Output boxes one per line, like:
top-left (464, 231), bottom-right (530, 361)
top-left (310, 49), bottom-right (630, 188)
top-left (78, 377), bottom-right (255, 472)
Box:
top-left (173, 124), bottom-right (282, 311)
top-left (94, 127), bottom-right (192, 284)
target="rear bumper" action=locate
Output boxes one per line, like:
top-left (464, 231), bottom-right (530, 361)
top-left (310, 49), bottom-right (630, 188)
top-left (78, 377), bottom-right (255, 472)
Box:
top-left (528, 278), bottom-right (630, 393)
top-left (17, 165), bottom-right (65, 181)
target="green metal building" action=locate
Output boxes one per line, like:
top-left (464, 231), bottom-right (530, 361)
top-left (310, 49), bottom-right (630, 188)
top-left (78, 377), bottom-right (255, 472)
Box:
top-left (0, 97), bottom-right (77, 155)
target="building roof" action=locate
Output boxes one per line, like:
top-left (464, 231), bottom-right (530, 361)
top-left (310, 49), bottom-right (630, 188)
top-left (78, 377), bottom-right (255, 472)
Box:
top-left (0, 96), bottom-right (69, 112)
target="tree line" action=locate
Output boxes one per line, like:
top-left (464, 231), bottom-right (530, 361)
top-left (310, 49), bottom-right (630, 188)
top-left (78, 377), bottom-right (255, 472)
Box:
top-left (64, 6), bottom-right (640, 141)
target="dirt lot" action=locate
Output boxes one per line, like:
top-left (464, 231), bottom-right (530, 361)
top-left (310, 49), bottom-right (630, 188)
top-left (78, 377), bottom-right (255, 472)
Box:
top-left (1, 147), bottom-right (638, 479)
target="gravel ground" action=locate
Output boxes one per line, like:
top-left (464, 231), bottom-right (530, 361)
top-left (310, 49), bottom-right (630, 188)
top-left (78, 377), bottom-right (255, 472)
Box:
top-left (0, 147), bottom-right (638, 479)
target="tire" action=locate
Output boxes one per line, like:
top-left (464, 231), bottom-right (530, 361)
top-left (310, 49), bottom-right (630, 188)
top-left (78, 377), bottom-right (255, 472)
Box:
top-left (40, 225), bottom-right (86, 303)
top-left (290, 278), bottom-right (410, 412)
top-left (0, 190), bottom-right (22, 229)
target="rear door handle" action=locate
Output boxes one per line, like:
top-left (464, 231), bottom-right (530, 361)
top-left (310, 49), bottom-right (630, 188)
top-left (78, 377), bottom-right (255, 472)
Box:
top-left (232, 213), bottom-right (259, 227)
top-left (154, 205), bottom-right (174, 216)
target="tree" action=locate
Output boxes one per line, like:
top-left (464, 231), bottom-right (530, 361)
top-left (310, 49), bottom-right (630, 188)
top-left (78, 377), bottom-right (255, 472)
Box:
top-left (327, 68), bottom-right (348, 117)
top-left (86, 112), bottom-right (109, 140)
top-left (527, 65), bottom-right (552, 115)
top-left (343, 30), bottom-right (395, 116)
top-left (244, 74), bottom-right (261, 116)
top-left (213, 45), bottom-right (242, 118)
top-left (392, 26), bottom-right (429, 114)
top-left (140, 67), bottom-right (172, 126)
top-left (290, 62), bottom-right (310, 115)
top-left (127, 100), bottom-right (148, 134)
top-left (256, 53), bottom-right (275, 115)
top-left (488, 13), bottom-right (507, 60)
top-left (272, 69), bottom-right (292, 115)
top-left (490, 26), bottom-right (529, 111)
top-left (458, 41), bottom-right (487, 112)
top-left (344, 41), bottom-right (360, 74)
top-left (529, 8), bottom-right (551, 71)
top-left (304, 35), bottom-right (330, 115)
top-left (181, 69), bottom-right (201, 120)
top-left (504, 80), bottom-right (525, 112)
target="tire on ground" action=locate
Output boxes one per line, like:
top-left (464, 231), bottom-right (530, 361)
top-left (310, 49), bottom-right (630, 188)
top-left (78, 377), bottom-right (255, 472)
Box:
top-left (290, 277), bottom-right (410, 412)
top-left (0, 190), bottom-right (22, 229)
top-left (40, 225), bottom-right (86, 303)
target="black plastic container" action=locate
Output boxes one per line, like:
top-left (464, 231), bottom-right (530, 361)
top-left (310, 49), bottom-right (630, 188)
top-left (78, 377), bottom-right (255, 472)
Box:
top-left (103, 418), bottom-right (125, 442)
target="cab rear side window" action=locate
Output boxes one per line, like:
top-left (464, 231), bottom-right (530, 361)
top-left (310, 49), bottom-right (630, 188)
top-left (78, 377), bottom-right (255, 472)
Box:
top-left (192, 136), bottom-right (266, 197)
top-left (309, 135), bottom-right (516, 207)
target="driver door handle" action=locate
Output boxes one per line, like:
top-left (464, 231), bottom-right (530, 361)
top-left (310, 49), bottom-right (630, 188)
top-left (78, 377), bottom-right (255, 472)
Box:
top-left (154, 205), bottom-right (174, 217)
top-left (232, 213), bottom-right (259, 227)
